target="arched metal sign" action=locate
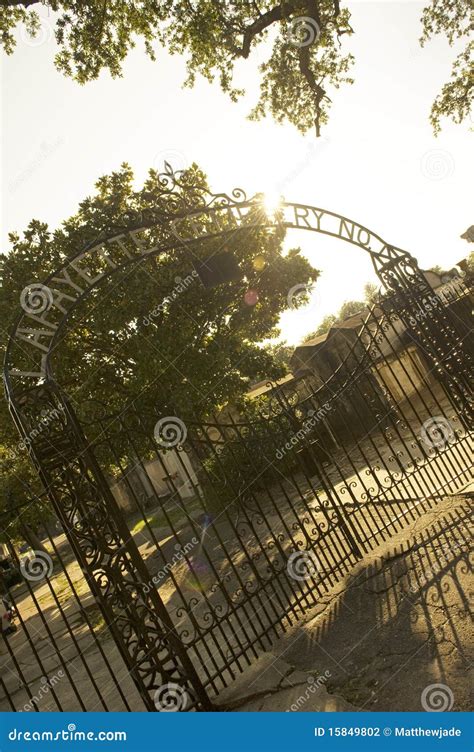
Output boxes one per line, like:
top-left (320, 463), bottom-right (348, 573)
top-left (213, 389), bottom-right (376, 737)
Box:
top-left (0, 177), bottom-right (432, 389)
top-left (3, 166), bottom-right (472, 710)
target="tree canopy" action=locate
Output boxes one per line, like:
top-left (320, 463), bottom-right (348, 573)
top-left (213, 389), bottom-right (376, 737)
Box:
top-left (420, 0), bottom-right (473, 134)
top-left (262, 341), bottom-right (294, 372)
top-left (0, 162), bottom-right (318, 524)
top-left (0, 1), bottom-right (471, 135)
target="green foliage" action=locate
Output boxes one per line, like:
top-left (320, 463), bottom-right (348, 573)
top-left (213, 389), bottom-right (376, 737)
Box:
top-left (0, 1), bottom-right (471, 133)
top-left (363, 282), bottom-right (379, 306)
top-left (0, 1), bottom-right (354, 134)
top-left (262, 341), bottom-right (294, 372)
top-left (0, 162), bottom-right (317, 522)
top-left (0, 1), bottom-right (164, 82)
top-left (198, 411), bottom-right (296, 511)
top-left (0, 448), bottom-right (52, 542)
top-left (0, 2), bottom-right (40, 55)
top-left (247, 6), bottom-right (354, 136)
top-left (420, 0), bottom-right (473, 134)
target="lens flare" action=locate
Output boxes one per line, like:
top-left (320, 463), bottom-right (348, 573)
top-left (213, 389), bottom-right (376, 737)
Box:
top-left (244, 289), bottom-right (259, 306)
top-left (184, 556), bottom-right (213, 593)
top-left (252, 255), bottom-right (266, 271)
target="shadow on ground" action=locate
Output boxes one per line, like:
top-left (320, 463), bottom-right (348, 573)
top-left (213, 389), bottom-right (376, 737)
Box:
top-left (257, 498), bottom-right (473, 712)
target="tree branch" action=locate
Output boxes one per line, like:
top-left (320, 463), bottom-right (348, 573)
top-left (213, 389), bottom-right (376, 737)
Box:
top-left (298, 45), bottom-right (328, 137)
top-left (239, 1), bottom-right (298, 58)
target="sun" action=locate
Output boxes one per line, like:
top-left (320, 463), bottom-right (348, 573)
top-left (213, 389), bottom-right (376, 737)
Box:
top-left (262, 190), bottom-right (283, 217)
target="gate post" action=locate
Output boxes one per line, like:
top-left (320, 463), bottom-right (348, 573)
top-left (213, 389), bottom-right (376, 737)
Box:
top-left (8, 382), bottom-right (212, 711)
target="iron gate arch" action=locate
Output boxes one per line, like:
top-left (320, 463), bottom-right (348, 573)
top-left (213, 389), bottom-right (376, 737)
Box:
top-left (3, 166), bottom-right (472, 710)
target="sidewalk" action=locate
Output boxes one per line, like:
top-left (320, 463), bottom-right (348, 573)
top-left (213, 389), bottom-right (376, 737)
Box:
top-left (215, 493), bottom-right (472, 712)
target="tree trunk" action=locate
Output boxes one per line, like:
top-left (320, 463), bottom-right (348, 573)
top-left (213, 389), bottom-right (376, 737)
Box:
top-left (23, 525), bottom-right (49, 556)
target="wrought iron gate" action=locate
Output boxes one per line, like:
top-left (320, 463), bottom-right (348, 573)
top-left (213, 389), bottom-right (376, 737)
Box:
top-left (2, 170), bottom-right (472, 711)
top-left (70, 281), bottom-right (471, 704)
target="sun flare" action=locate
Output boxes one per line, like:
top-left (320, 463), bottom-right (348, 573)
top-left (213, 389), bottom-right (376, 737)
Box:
top-left (262, 191), bottom-right (283, 217)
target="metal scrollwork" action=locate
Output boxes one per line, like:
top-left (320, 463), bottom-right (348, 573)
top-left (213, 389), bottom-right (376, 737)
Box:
top-left (3, 168), bottom-right (472, 709)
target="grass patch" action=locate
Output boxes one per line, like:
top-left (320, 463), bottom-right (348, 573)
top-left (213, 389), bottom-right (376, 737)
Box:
top-left (128, 497), bottom-right (203, 536)
top-left (36, 569), bottom-right (90, 608)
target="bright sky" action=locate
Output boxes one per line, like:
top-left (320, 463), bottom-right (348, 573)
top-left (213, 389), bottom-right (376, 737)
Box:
top-left (1, 1), bottom-right (472, 345)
